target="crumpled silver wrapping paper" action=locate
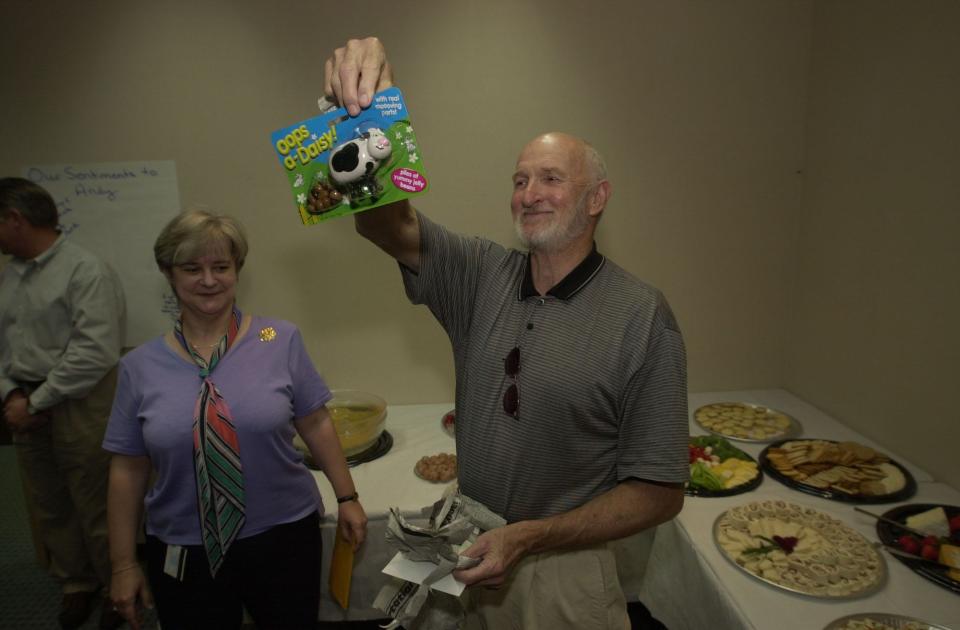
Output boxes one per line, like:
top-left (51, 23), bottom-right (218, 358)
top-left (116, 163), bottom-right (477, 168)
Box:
top-left (374, 485), bottom-right (506, 630)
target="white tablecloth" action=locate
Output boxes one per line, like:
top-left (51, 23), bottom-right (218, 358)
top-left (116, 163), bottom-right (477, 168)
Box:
top-left (641, 482), bottom-right (960, 630)
top-left (640, 390), bottom-right (957, 630)
top-left (314, 403), bottom-right (455, 620)
top-left (312, 390), bottom-right (957, 625)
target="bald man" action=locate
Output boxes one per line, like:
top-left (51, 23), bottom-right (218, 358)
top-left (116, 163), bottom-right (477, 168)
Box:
top-left (325, 38), bottom-right (688, 630)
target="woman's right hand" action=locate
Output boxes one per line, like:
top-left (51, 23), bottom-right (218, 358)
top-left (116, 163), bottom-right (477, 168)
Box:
top-left (110, 564), bottom-right (154, 630)
top-left (338, 499), bottom-right (368, 550)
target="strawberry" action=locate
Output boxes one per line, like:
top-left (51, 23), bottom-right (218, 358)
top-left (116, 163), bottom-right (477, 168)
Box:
top-left (922, 535), bottom-right (940, 548)
top-left (921, 544), bottom-right (939, 562)
top-left (949, 514), bottom-right (960, 533)
top-left (898, 535), bottom-right (920, 555)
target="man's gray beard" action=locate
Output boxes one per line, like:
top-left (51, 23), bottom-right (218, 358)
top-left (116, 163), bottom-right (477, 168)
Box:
top-left (514, 192), bottom-right (592, 253)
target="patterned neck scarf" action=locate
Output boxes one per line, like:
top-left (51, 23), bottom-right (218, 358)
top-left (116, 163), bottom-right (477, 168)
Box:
top-left (174, 305), bottom-right (244, 577)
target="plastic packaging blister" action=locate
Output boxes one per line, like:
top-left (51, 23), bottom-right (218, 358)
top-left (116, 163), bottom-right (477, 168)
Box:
top-left (271, 87), bottom-right (429, 224)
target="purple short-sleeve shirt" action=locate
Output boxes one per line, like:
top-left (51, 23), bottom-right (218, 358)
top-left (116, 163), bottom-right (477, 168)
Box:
top-left (103, 317), bottom-right (332, 545)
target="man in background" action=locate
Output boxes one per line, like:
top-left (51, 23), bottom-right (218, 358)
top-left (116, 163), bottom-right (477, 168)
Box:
top-left (0, 177), bottom-right (126, 630)
top-left (323, 38), bottom-right (688, 629)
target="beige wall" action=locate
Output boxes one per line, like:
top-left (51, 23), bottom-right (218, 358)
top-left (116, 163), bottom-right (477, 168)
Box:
top-left (0, 0), bottom-right (812, 400)
top-left (4, 2), bottom-right (955, 484)
top-left (787, 0), bottom-right (960, 484)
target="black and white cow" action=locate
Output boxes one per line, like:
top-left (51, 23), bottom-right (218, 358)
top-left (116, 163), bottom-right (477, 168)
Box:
top-left (328, 128), bottom-right (392, 186)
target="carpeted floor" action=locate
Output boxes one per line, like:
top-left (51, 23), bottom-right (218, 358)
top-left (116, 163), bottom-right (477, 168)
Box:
top-left (0, 443), bottom-right (140, 629)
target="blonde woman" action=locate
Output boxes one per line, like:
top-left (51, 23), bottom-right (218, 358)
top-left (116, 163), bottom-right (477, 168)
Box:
top-left (104, 210), bottom-right (366, 629)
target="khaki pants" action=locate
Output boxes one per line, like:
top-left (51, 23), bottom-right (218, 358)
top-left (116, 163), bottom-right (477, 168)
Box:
top-left (13, 368), bottom-right (117, 593)
top-left (463, 543), bottom-right (630, 630)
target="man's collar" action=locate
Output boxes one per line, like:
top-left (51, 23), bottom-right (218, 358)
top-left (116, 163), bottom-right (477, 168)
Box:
top-left (518, 244), bottom-right (605, 300)
top-left (17, 232), bottom-right (65, 267)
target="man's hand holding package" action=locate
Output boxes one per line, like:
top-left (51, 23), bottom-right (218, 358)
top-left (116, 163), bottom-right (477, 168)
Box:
top-left (453, 522), bottom-right (536, 588)
top-left (324, 36), bottom-right (393, 116)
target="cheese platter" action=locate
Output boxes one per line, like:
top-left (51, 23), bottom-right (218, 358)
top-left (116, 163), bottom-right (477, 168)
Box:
top-left (760, 438), bottom-right (916, 503)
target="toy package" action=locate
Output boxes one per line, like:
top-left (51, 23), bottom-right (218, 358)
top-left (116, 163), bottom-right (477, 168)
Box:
top-left (270, 87), bottom-right (428, 224)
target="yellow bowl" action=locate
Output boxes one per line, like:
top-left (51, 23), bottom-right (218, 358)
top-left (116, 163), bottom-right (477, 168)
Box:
top-left (328, 390), bottom-right (387, 456)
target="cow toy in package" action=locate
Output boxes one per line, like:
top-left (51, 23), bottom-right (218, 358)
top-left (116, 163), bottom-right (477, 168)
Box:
top-left (270, 87), bottom-right (429, 225)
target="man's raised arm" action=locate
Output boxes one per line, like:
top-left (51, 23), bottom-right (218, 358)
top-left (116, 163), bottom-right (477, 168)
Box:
top-left (325, 36), bottom-right (421, 271)
top-left (354, 200), bottom-right (421, 272)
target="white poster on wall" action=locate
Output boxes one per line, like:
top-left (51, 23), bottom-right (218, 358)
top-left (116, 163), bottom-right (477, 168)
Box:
top-left (23, 161), bottom-right (181, 346)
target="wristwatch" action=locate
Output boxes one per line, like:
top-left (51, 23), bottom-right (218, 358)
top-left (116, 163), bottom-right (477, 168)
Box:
top-left (336, 492), bottom-right (359, 504)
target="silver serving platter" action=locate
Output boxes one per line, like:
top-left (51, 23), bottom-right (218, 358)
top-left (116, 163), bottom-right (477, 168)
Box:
top-left (824, 613), bottom-right (954, 630)
top-left (713, 500), bottom-right (886, 600)
top-left (695, 401), bottom-right (802, 443)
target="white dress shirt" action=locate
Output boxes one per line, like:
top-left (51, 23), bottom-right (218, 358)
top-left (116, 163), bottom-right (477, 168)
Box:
top-left (0, 234), bottom-right (126, 412)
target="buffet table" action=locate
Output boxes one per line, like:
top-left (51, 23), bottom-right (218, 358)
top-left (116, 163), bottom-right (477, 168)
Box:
top-left (640, 481), bottom-right (960, 630)
top-left (314, 402), bottom-right (458, 620)
top-left (312, 390), bottom-right (959, 628)
top-left (640, 390), bottom-right (958, 630)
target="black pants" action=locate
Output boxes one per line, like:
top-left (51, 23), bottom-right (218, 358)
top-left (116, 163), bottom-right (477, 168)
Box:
top-left (145, 512), bottom-right (321, 630)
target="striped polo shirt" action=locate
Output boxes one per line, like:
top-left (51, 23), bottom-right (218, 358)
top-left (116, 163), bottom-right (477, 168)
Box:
top-left (402, 213), bottom-right (689, 523)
